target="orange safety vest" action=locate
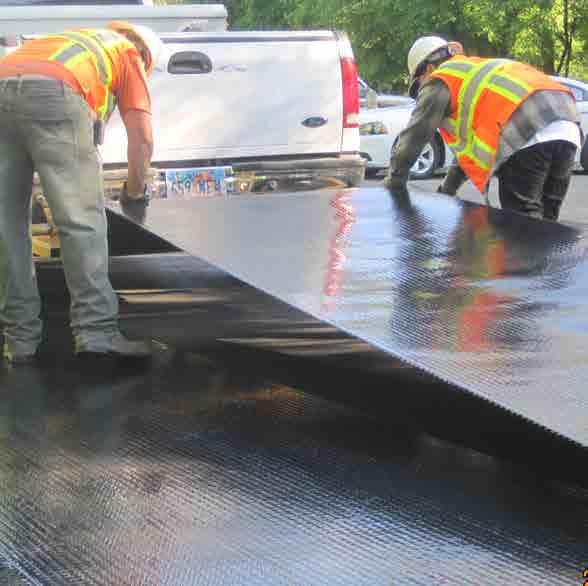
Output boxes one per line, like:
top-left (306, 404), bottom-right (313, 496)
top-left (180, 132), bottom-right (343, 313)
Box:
top-left (431, 56), bottom-right (573, 193)
top-left (3, 29), bottom-right (138, 120)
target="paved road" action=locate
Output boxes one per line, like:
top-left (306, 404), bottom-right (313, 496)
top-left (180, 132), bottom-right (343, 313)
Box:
top-left (365, 171), bottom-right (588, 227)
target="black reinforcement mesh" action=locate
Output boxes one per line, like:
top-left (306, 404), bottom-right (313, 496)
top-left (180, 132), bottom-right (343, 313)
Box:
top-left (0, 348), bottom-right (586, 585)
top-left (109, 187), bottom-right (588, 447)
top-left (1, 184), bottom-right (587, 584)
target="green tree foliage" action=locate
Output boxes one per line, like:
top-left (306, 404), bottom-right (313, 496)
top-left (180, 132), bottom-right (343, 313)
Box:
top-left (167, 0), bottom-right (588, 90)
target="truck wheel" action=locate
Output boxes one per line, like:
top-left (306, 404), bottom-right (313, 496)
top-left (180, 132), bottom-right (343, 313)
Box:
top-left (581, 141), bottom-right (588, 172)
top-left (408, 138), bottom-right (442, 180)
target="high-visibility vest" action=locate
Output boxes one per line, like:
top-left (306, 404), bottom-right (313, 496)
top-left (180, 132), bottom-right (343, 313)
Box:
top-left (46, 29), bottom-right (136, 121)
top-left (431, 56), bottom-right (573, 192)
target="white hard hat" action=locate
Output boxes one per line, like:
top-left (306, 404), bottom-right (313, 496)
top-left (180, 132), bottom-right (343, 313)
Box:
top-left (408, 36), bottom-right (450, 79)
top-left (108, 21), bottom-right (166, 76)
top-left (407, 35), bottom-right (451, 97)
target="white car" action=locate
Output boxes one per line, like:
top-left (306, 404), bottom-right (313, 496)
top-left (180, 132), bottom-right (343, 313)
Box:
top-left (358, 78), bottom-right (414, 109)
top-left (360, 76), bottom-right (588, 179)
top-left (553, 76), bottom-right (588, 170)
top-left (359, 102), bottom-right (452, 179)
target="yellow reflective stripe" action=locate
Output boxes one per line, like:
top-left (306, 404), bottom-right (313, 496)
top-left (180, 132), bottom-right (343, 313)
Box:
top-left (435, 66), bottom-right (469, 81)
top-left (489, 73), bottom-right (530, 98)
top-left (87, 32), bottom-right (129, 119)
top-left (63, 51), bottom-right (89, 73)
top-left (71, 31), bottom-right (129, 119)
top-left (48, 31), bottom-right (114, 85)
top-left (440, 118), bottom-right (458, 141)
top-left (441, 119), bottom-right (457, 132)
top-left (61, 32), bottom-right (111, 85)
top-left (438, 59), bottom-right (475, 73)
top-left (470, 138), bottom-right (494, 169)
top-left (92, 30), bottom-right (122, 47)
top-left (457, 149), bottom-right (490, 171)
top-left (435, 60), bottom-right (475, 86)
top-left (473, 136), bottom-right (494, 155)
top-left (447, 59), bottom-right (506, 162)
top-left (486, 83), bottom-right (521, 104)
top-left (104, 92), bottom-right (117, 119)
top-left (50, 42), bottom-right (85, 63)
top-left (498, 70), bottom-right (532, 92)
top-left (48, 30), bottom-right (119, 120)
top-left (457, 135), bottom-right (494, 170)
top-left (48, 34), bottom-right (105, 85)
top-left (462, 60), bottom-right (508, 152)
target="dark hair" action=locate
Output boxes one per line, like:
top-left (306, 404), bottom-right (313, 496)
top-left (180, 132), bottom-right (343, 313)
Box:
top-left (417, 46), bottom-right (452, 76)
top-left (409, 46), bottom-right (452, 98)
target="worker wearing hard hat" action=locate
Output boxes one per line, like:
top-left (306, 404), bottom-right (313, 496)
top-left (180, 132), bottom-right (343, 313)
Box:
top-left (0, 22), bottom-right (165, 363)
top-left (385, 36), bottom-right (583, 221)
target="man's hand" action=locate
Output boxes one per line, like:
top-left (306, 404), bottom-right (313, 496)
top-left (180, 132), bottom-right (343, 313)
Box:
top-left (436, 182), bottom-right (457, 196)
top-left (120, 181), bottom-right (149, 203)
top-left (438, 161), bottom-right (467, 196)
top-left (119, 181), bottom-right (149, 224)
top-left (383, 174), bottom-right (408, 196)
top-left (383, 174), bottom-right (414, 212)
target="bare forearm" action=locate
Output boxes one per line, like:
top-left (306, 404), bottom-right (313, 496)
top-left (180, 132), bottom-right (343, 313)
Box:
top-left (122, 109), bottom-right (153, 198)
top-left (127, 141), bottom-right (152, 196)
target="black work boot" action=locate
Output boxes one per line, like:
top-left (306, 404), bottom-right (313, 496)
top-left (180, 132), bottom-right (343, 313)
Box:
top-left (75, 331), bottom-right (154, 359)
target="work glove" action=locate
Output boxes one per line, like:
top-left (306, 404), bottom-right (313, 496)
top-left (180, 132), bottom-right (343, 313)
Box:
top-left (119, 181), bottom-right (150, 224)
top-left (383, 174), bottom-right (409, 197)
top-left (436, 182), bottom-right (457, 196)
top-left (383, 174), bottom-right (413, 213)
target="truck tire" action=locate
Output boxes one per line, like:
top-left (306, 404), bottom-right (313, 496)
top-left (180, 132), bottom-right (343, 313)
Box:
top-left (581, 141), bottom-right (588, 172)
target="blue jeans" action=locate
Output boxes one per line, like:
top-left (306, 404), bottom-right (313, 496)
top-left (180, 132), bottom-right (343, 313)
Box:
top-left (0, 76), bottom-right (119, 355)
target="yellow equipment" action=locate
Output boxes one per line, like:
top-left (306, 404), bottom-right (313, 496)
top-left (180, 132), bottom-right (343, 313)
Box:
top-left (31, 168), bottom-right (157, 260)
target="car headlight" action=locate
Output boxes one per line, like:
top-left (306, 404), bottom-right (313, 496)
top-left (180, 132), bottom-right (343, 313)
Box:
top-left (359, 121), bottom-right (389, 136)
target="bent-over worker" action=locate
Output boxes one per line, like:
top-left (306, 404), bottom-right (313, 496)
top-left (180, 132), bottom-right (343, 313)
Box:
top-left (0, 21), bottom-right (164, 363)
top-left (385, 36), bottom-right (583, 221)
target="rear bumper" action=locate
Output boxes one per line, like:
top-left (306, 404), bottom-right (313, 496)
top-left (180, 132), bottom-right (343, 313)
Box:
top-left (226, 153), bottom-right (366, 192)
top-left (102, 154), bottom-right (366, 199)
top-left (360, 152), bottom-right (386, 170)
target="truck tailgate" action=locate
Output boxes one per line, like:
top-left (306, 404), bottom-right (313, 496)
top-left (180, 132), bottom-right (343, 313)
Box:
top-left (101, 31), bottom-right (345, 165)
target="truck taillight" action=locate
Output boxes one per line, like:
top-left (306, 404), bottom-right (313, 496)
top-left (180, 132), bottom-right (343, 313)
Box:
top-left (341, 57), bottom-right (359, 128)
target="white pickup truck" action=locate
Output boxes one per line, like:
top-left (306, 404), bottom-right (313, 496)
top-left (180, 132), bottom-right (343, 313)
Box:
top-left (103, 30), bottom-right (363, 194)
top-left (1, 3), bottom-right (364, 195)
top-left (0, 1), bottom-right (228, 33)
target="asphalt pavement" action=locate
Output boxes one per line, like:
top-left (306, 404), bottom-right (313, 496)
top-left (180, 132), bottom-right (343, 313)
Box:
top-left (365, 170), bottom-right (588, 226)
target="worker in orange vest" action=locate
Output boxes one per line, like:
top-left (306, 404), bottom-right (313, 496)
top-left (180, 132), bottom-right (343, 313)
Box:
top-left (385, 36), bottom-right (583, 222)
top-left (0, 22), bottom-right (165, 363)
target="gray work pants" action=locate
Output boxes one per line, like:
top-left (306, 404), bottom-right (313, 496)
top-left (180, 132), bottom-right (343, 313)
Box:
top-left (497, 140), bottom-right (577, 220)
top-left (0, 76), bottom-right (118, 355)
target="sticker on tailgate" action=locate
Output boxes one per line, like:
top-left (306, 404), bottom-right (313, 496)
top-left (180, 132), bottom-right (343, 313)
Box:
top-left (160, 166), bottom-right (235, 198)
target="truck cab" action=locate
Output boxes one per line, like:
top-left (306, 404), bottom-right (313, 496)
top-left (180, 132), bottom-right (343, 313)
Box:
top-left (0, 2), bottom-right (227, 35)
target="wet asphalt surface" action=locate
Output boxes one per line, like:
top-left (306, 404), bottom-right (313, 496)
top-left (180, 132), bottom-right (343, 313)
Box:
top-left (0, 177), bottom-right (587, 584)
top-left (0, 336), bottom-right (586, 585)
